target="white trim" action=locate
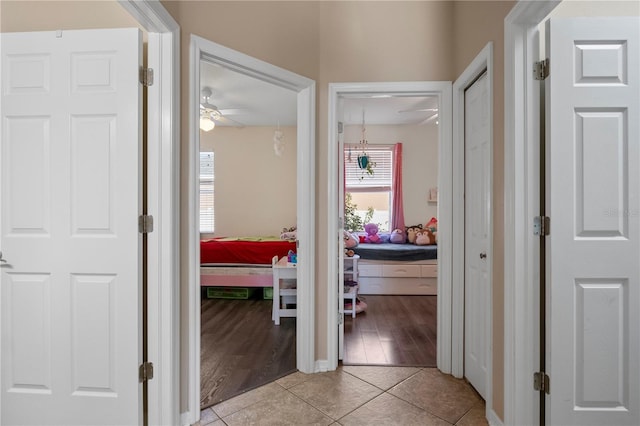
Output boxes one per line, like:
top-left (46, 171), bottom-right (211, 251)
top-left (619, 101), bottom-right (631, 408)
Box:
top-left (187, 35), bottom-right (316, 424)
top-left (118, 2), bottom-right (180, 425)
top-left (315, 360), bottom-right (329, 373)
top-left (487, 408), bottom-right (505, 426)
top-left (452, 42), bottom-right (494, 414)
top-left (327, 81), bottom-right (452, 372)
top-left (504, 2), bottom-right (560, 425)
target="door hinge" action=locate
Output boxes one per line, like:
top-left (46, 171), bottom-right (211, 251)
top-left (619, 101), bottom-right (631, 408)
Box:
top-left (139, 67), bottom-right (154, 87)
top-left (339, 311), bottom-right (343, 325)
top-left (338, 121), bottom-right (344, 134)
top-left (534, 59), bottom-right (549, 80)
top-left (533, 371), bottom-right (550, 394)
top-left (139, 362), bottom-right (154, 383)
top-left (138, 215), bottom-right (154, 233)
top-left (533, 216), bottom-right (550, 236)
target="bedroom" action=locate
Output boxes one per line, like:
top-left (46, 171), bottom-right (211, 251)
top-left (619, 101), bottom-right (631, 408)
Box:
top-left (201, 62), bottom-right (437, 408)
top-left (339, 95), bottom-right (439, 366)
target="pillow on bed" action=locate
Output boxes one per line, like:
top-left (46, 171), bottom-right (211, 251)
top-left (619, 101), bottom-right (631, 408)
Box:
top-left (405, 224), bottom-right (423, 244)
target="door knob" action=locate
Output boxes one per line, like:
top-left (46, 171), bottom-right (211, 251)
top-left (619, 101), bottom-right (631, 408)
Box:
top-left (479, 252), bottom-right (487, 259)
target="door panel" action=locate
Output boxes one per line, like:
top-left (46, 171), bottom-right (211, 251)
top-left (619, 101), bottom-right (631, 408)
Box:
top-left (546, 17), bottom-right (639, 426)
top-left (464, 71), bottom-right (490, 400)
top-left (1, 28), bottom-right (142, 425)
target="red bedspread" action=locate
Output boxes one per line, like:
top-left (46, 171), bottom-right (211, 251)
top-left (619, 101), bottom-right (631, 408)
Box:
top-left (200, 238), bottom-right (296, 265)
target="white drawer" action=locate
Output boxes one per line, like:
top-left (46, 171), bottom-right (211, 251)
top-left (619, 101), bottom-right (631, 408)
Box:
top-left (382, 264), bottom-right (421, 277)
top-left (359, 264), bottom-right (382, 277)
top-left (421, 264), bottom-right (438, 277)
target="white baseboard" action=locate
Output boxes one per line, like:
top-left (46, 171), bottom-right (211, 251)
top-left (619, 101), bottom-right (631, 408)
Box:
top-left (181, 411), bottom-right (194, 426)
top-left (315, 359), bottom-right (329, 372)
top-left (487, 408), bottom-right (504, 426)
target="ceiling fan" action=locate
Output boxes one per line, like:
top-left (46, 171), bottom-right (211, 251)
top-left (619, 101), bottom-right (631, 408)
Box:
top-left (199, 87), bottom-right (246, 130)
top-left (398, 105), bottom-right (439, 125)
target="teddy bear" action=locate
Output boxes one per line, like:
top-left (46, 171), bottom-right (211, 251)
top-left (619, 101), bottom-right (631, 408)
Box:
top-left (415, 228), bottom-right (437, 245)
top-left (364, 223), bottom-right (381, 243)
top-left (389, 228), bottom-right (406, 244)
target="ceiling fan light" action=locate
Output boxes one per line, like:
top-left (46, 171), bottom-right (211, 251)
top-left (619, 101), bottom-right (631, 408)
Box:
top-left (200, 115), bottom-right (215, 132)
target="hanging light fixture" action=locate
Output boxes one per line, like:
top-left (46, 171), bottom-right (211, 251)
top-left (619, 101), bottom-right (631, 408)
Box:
top-left (200, 111), bottom-right (215, 132)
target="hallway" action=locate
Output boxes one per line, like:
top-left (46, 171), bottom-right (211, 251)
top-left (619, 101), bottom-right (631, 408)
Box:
top-left (197, 366), bottom-right (486, 425)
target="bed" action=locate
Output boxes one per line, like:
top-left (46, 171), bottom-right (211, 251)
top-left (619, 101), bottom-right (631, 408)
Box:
top-left (200, 237), bottom-right (296, 288)
top-left (352, 243), bottom-right (438, 295)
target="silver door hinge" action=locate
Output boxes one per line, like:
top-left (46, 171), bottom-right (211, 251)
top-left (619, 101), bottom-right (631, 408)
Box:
top-left (139, 362), bottom-right (154, 383)
top-left (138, 215), bottom-right (154, 233)
top-left (139, 67), bottom-right (154, 87)
top-left (534, 59), bottom-right (549, 80)
top-left (533, 371), bottom-right (550, 394)
top-left (339, 312), bottom-right (343, 325)
top-left (338, 122), bottom-right (344, 134)
top-left (533, 216), bottom-right (550, 236)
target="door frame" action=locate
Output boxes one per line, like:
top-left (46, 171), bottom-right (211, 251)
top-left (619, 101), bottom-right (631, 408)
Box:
top-left (187, 35), bottom-right (316, 422)
top-left (453, 42), bottom-right (494, 420)
top-left (118, 2), bottom-right (180, 425)
top-left (326, 81), bottom-right (453, 372)
top-left (503, 1), bottom-right (561, 425)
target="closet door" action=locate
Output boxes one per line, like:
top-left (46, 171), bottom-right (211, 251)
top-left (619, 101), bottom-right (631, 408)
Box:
top-left (1, 28), bottom-right (143, 425)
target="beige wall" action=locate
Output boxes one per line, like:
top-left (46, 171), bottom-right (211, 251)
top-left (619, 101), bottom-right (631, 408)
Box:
top-left (199, 126), bottom-right (297, 237)
top-left (344, 123), bottom-right (439, 224)
top-left (0, 1), bottom-right (141, 32)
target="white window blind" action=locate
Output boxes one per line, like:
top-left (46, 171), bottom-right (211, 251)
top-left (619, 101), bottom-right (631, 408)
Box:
top-left (200, 152), bottom-right (214, 233)
top-left (344, 145), bottom-right (393, 190)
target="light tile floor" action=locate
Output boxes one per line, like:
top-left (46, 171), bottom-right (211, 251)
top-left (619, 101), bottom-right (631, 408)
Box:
top-left (196, 366), bottom-right (488, 426)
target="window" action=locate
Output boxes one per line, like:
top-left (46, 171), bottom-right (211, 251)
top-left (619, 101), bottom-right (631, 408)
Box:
top-left (200, 151), bottom-right (215, 233)
top-left (344, 145), bottom-right (393, 231)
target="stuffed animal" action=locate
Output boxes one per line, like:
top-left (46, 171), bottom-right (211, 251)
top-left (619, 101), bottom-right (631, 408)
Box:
top-left (405, 224), bottom-right (423, 244)
top-left (415, 228), bottom-right (437, 245)
top-left (343, 230), bottom-right (358, 249)
top-left (425, 217), bottom-right (438, 232)
top-left (344, 248), bottom-right (355, 257)
top-left (364, 223), bottom-right (381, 243)
top-left (389, 228), bottom-right (406, 244)
top-left (280, 226), bottom-right (297, 240)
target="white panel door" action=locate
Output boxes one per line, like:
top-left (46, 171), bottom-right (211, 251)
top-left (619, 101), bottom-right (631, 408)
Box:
top-left (546, 17), bottom-right (640, 426)
top-left (464, 71), bottom-right (490, 400)
top-left (1, 29), bottom-right (142, 425)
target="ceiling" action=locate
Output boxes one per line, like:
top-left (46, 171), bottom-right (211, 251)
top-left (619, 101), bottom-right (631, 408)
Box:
top-left (200, 60), bottom-right (439, 127)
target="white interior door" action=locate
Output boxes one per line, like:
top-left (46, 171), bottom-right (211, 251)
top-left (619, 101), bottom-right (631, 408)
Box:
top-left (464, 71), bottom-right (490, 400)
top-left (546, 17), bottom-right (640, 426)
top-left (1, 28), bottom-right (142, 425)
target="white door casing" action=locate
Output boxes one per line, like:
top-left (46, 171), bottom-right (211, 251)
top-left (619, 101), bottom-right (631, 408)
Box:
top-left (463, 71), bottom-right (491, 401)
top-left (546, 17), bottom-right (640, 426)
top-left (1, 28), bottom-right (142, 425)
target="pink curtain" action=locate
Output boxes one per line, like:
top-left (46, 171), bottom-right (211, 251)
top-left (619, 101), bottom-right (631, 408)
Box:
top-left (391, 143), bottom-right (405, 231)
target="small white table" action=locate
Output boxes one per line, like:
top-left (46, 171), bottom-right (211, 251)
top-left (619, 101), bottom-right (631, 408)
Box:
top-left (343, 284), bottom-right (359, 318)
top-left (271, 255), bottom-right (297, 325)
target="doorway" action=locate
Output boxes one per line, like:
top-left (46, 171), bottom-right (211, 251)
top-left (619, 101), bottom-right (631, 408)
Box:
top-left (187, 34), bottom-right (316, 416)
top-left (338, 94), bottom-right (441, 367)
top-left (326, 81), bottom-right (454, 372)
top-left (197, 59), bottom-right (300, 408)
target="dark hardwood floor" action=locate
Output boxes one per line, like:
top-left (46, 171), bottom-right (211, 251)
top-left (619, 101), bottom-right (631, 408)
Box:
top-left (200, 292), bottom-right (296, 410)
top-left (343, 295), bottom-right (437, 367)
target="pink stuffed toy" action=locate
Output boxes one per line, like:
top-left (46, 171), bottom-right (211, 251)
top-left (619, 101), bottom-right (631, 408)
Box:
top-left (364, 223), bottom-right (381, 243)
